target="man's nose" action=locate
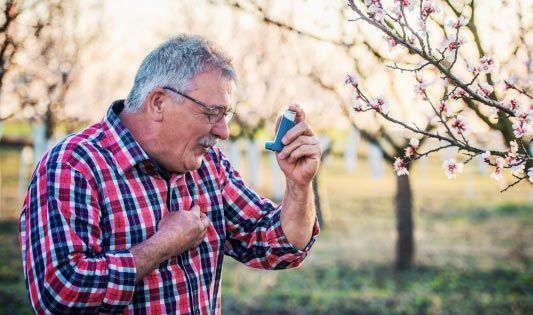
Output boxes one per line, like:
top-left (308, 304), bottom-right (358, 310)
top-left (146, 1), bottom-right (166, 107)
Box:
top-left (211, 118), bottom-right (230, 140)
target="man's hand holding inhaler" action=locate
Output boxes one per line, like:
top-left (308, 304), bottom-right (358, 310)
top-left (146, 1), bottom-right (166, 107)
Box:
top-left (266, 104), bottom-right (322, 250)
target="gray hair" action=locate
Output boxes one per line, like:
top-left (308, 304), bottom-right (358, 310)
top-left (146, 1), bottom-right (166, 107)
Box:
top-left (124, 34), bottom-right (237, 112)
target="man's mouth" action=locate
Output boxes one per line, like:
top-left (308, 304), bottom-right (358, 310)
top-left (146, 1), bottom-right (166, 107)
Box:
top-left (199, 136), bottom-right (218, 148)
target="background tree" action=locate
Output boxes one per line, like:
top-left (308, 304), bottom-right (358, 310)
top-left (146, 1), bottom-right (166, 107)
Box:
top-left (212, 0), bottom-right (532, 269)
top-left (1, 1), bottom-right (101, 151)
top-left (345, 0), bottom-right (531, 185)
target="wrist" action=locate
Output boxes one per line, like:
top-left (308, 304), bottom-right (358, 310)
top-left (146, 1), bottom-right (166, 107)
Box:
top-left (285, 179), bottom-right (311, 202)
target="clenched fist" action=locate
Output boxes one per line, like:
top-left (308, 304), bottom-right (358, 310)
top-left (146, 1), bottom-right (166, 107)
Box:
top-left (155, 205), bottom-right (211, 260)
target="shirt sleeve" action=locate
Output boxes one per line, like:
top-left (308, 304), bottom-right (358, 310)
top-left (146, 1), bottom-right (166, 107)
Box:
top-left (19, 161), bottom-right (136, 314)
top-left (218, 150), bottom-right (319, 269)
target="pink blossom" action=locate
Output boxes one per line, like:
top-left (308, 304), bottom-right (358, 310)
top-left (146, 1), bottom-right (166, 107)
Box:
top-left (481, 151), bottom-right (491, 162)
top-left (448, 16), bottom-right (469, 29)
top-left (421, 0), bottom-right (440, 17)
top-left (370, 97), bottom-right (389, 113)
top-left (345, 74), bottom-right (360, 86)
top-left (446, 37), bottom-right (463, 52)
top-left (404, 146), bottom-right (415, 158)
top-left (451, 88), bottom-right (467, 100)
top-left (507, 141), bottom-right (518, 158)
top-left (394, 0), bottom-right (417, 10)
top-left (394, 157), bottom-right (409, 175)
top-left (451, 115), bottom-right (469, 134)
top-left (512, 121), bottom-right (525, 138)
top-left (414, 77), bottom-right (429, 98)
top-left (367, 4), bottom-right (385, 23)
top-left (506, 99), bottom-right (521, 112)
top-left (495, 156), bottom-right (507, 169)
top-left (477, 83), bottom-right (493, 98)
top-left (516, 110), bottom-right (532, 125)
top-left (404, 138), bottom-right (419, 158)
top-left (479, 56), bottom-right (495, 73)
top-left (442, 35), bottom-right (465, 59)
top-left (443, 159), bottom-right (464, 179)
top-left (352, 92), bottom-right (364, 112)
top-left (510, 161), bottom-right (525, 176)
top-left (491, 156), bottom-right (507, 181)
top-left (468, 64), bottom-right (481, 75)
top-left (438, 101), bottom-right (454, 117)
top-left (503, 77), bottom-right (518, 90)
top-left (387, 37), bottom-right (398, 48)
top-left (418, 19), bottom-right (428, 34)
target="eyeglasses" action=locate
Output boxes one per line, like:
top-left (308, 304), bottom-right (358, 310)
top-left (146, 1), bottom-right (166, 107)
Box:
top-left (162, 86), bottom-right (235, 124)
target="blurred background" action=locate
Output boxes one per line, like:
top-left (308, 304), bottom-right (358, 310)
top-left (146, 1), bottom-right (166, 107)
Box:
top-left (0, 0), bottom-right (531, 314)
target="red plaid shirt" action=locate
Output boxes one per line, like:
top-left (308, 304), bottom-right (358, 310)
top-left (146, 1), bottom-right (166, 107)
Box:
top-left (19, 101), bottom-right (319, 314)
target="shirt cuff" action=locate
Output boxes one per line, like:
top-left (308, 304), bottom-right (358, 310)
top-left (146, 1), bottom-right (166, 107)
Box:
top-left (266, 209), bottom-right (320, 254)
top-left (100, 249), bottom-right (137, 312)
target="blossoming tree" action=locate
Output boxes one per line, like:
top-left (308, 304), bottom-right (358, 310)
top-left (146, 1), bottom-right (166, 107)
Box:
top-left (346, 0), bottom-right (532, 189)
top-left (211, 0), bottom-right (531, 269)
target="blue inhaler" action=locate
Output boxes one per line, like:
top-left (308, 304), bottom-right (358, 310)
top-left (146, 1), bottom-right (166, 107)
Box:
top-left (265, 109), bottom-right (297, 152)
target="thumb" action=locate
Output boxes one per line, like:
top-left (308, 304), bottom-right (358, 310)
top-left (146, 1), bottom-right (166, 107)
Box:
top-left (200, 212), bottom-right (211, 229)
top-left (190, 204), bottom-right (201, 215)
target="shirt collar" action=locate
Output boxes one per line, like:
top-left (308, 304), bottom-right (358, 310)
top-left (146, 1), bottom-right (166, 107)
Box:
top-left (101, 100), bottom-right (152, 175)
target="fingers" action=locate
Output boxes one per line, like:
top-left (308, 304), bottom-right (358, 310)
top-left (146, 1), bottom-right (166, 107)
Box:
top-left (288, 104), bottom-right (305, 123)
top-left (274, 104), bottom-right (306, 139)
top-left (282, 122), bottom-right (315, 147)
top-left (199, 212), bottom-right (210, 230)
top-left (278, 135), bottom-right (320, 160)
top-left (191, 204), bottom-right (210, 230)
top-left (280, 143), bottom-right (321, 164)
top-left (288, 144), bottom-right (321, 163)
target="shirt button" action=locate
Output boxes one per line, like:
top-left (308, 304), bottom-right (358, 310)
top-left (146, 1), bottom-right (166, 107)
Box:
top-left (194, 309), bottom-right (200, 315)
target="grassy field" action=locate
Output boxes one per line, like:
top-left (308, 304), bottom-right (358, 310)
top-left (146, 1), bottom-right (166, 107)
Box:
top-left (1, 148), bottom-right (532, 314)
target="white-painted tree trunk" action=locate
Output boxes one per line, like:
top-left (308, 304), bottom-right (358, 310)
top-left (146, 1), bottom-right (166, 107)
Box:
top-left (368, 142), bottom-right (384, 179)
top-left (319, 135), bottom-right (330, 163)
top-left (344, 126), bottom-right (359, 172)
top-left (246, 139), bottom-right (261, 188)
top-left (32, 123), bottom-right (48, 166)
top-left (228, 139), bottom-right (241, 170)
top-left (269, 152), bottom-right (283, 201)
top-left (18, 146), bottom-right (34, 197)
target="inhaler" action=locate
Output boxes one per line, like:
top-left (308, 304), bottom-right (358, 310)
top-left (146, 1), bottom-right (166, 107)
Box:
top-left (265, 109), bottom-right (297, 152)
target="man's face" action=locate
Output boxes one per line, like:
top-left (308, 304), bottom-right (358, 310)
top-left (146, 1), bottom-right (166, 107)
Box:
top-left (158, 70), bottom-right (232, 172)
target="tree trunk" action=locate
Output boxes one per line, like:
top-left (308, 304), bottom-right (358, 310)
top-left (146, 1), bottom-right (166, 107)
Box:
top-left (395, 174), bottom-right (414, 270)
top-left (312, 176), bottom-right (324, 228)
top-left (311, 140), bottom-right (332, 228)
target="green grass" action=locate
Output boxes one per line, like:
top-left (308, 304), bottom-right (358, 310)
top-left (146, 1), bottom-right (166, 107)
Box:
top-left (0, 220), bottom-right (33, 315)
top-left (221, 262), bottom-right (533, 314)
top-left (1, 148), bottom-right (532, 314)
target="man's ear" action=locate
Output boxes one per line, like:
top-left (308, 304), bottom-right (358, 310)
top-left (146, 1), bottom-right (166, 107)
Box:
top-left (146, 89), bottom-right (166, 122)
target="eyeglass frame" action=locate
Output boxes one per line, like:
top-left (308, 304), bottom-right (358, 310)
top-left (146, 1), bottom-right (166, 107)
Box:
top-left (162, 86), bottom-right (235, 124)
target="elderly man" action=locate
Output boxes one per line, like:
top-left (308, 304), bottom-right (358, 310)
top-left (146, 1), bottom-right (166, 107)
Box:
top-left (19, 34), bottom-right (320, 314)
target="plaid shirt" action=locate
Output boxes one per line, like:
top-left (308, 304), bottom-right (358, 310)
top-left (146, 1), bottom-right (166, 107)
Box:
top-left (19, 101), bottom-right (319, 314)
